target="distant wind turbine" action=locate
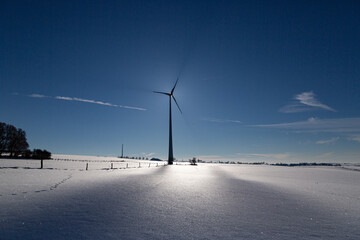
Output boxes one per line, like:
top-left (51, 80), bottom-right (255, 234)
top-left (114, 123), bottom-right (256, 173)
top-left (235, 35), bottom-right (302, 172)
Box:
top-left (154, 78), bottom-right (182, 165)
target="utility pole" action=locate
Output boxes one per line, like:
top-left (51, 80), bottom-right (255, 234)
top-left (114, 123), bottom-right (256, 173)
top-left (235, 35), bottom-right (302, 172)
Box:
top-left (121, 144), bottom-right (124, 158)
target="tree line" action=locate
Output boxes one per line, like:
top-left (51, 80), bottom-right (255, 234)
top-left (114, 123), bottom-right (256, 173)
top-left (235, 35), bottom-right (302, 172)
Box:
top-left (0, 122), bottom-right (51, 159)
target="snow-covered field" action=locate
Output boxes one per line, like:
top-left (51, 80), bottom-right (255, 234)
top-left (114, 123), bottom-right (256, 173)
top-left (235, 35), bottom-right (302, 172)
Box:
top-left (1, 155), bottom-right (359, 239)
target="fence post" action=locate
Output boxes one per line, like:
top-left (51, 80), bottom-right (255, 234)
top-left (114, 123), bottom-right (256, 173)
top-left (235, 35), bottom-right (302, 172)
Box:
top-left (111, 163), bottom-right (113, 169)
top-left (86, 163), bottom-right (88, 171)
top-left (138, 162), bottom-right (141, 168)
top-left (40, 158), bottom-right (43, 169)
top-left (126, 163), bottom-right (128, 168)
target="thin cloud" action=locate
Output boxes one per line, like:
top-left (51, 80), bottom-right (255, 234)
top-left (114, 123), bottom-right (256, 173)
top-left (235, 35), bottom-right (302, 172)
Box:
top-left (195, 155), bottom-right (241, 162)
top-left (197, 155), bottom-right (222, 158)
top-left (296, 91), bottom-right (335, 111)
top-left (347, 134), bottom-right (360, 143)
top-left (55, 96), bottom-right (73, 101)
top-left (253, 117), bottom-right (360, 133)
top-left (279, 104), bottom-right (313, 113)
top-left (29, 94), bottom-right (48, 98)
top-left (316, 152), bottom-right (334, 158)
top-left (55, 96), bottom-right (117, 107)
top-left (280, 91), bottom-right (336, 113)
top-left (237, 153), bottom-right (290, 160)
top-left (316, 137), bottom-right (339, 144)
top-left (28, 94), bottom-right (146, 111)
top-left (202, 118), bottom-right (241, 123)
top-left (197, 153), bottom-right (291, 162)
top-left (118, 105), bottom-right (147, 111)
top-left (142, 152), bottom-right (156, 157)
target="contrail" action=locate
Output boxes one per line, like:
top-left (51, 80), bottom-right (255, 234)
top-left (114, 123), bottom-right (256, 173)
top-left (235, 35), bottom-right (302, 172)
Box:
top-left (202, 118), bottom-right (241, 123)
top-left (28, 94), bottom-right (147, 111)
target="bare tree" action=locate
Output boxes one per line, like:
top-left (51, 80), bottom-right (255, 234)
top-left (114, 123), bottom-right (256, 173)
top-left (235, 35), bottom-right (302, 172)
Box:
top-left (13, 128), bottom-right (29, 157)
top-left (1, 123), bottom-right (29, 157)
top-left (0, 122), bottom-right (6, 156)
top-left (32, 149), bottom-right (51, 159)
top-left (6, 124), bottom-right (17, 157)
top-left (189, 157), bottom-right (197, 165)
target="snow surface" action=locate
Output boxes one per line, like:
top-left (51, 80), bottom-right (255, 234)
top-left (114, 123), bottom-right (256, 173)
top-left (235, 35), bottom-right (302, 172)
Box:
top-left (1, 155), bottom-right (359, 239)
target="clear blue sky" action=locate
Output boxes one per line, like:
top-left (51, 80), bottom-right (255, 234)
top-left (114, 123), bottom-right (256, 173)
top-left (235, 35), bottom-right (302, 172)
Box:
top-left (1, 0), bottom-right (360, 162)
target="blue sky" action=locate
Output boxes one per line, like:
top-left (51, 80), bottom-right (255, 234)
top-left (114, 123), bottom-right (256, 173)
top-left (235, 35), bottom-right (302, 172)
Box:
top-left (1, 0), bottom-right (360, 162)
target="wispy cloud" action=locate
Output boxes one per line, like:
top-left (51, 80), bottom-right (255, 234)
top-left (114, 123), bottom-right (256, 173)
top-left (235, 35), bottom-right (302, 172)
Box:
top-left (142, 152), bottom-right (156, 157)
top-left (316, 137), bottom-right (339, 144)
top-left (55, 96), bottom-right (118, 107)
top-left (198, 152), bottom-right (357, 163)
top-left (195, 155), bottom-right (240, 162)
top-left (279, 104), bottom-right (313, 113)
top-left (196, 153), bottom-right (291, 162)
top-left (118, 105), bottom-right (147, 111)
top-left (347, 134), bottom-right (360, 143)
top-left (197, 155), bottom-right (222, 158)
top-left (29, 93), bottom-right (48, 98)
top-left (27, 93), bottom-right (146, 111)
top-left (280, 91), bottom-right (336, 113)
top-left (253, 117), bottom-right (360, 133)
top-left (54, 96), bottom-right (73, 101)
top-left (236, 153), bottom-right (290, 160)
top-left (316, 152), bottom-right (334, 158)
top-left (296, 92), bottom-right (335, 111)
top-left (202, 118), bottom-right (241, 123)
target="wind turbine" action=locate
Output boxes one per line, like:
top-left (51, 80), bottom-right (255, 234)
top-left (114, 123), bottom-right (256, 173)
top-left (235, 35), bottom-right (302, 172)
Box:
top-left (154, 78), bottom-right (182, 165)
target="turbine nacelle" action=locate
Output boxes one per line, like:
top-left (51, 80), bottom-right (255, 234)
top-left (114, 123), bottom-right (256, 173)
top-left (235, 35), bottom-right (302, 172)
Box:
top-left (153, 78), bottom-right (182, 114)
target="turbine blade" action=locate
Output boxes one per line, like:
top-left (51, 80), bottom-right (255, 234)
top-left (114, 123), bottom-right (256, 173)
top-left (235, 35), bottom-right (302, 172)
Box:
top-left (171, 78), bottom-right (179, 95)
top-left (172, 96), bottom-right (182, 114)
top-left (153, 91), bottom-right (170, 96)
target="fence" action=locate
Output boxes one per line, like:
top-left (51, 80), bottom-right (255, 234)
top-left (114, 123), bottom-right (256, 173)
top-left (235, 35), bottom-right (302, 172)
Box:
top-left (0, 158), bottom-right (168, 171)
top-left (52, 158), bottom-right (168, 171)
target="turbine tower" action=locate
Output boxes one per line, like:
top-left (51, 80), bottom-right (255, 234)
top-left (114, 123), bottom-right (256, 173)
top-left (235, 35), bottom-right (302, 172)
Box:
top-left (154, 79), bottom-right (182, 165)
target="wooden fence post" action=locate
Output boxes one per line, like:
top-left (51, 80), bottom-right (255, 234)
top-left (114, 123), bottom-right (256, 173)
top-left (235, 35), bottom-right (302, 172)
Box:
top-left (40, 159), bottom-right (43, 169)
top-left (111, 163), bottom-right (113, 169)
top-left (86, 163), bottom-right (88, 171)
